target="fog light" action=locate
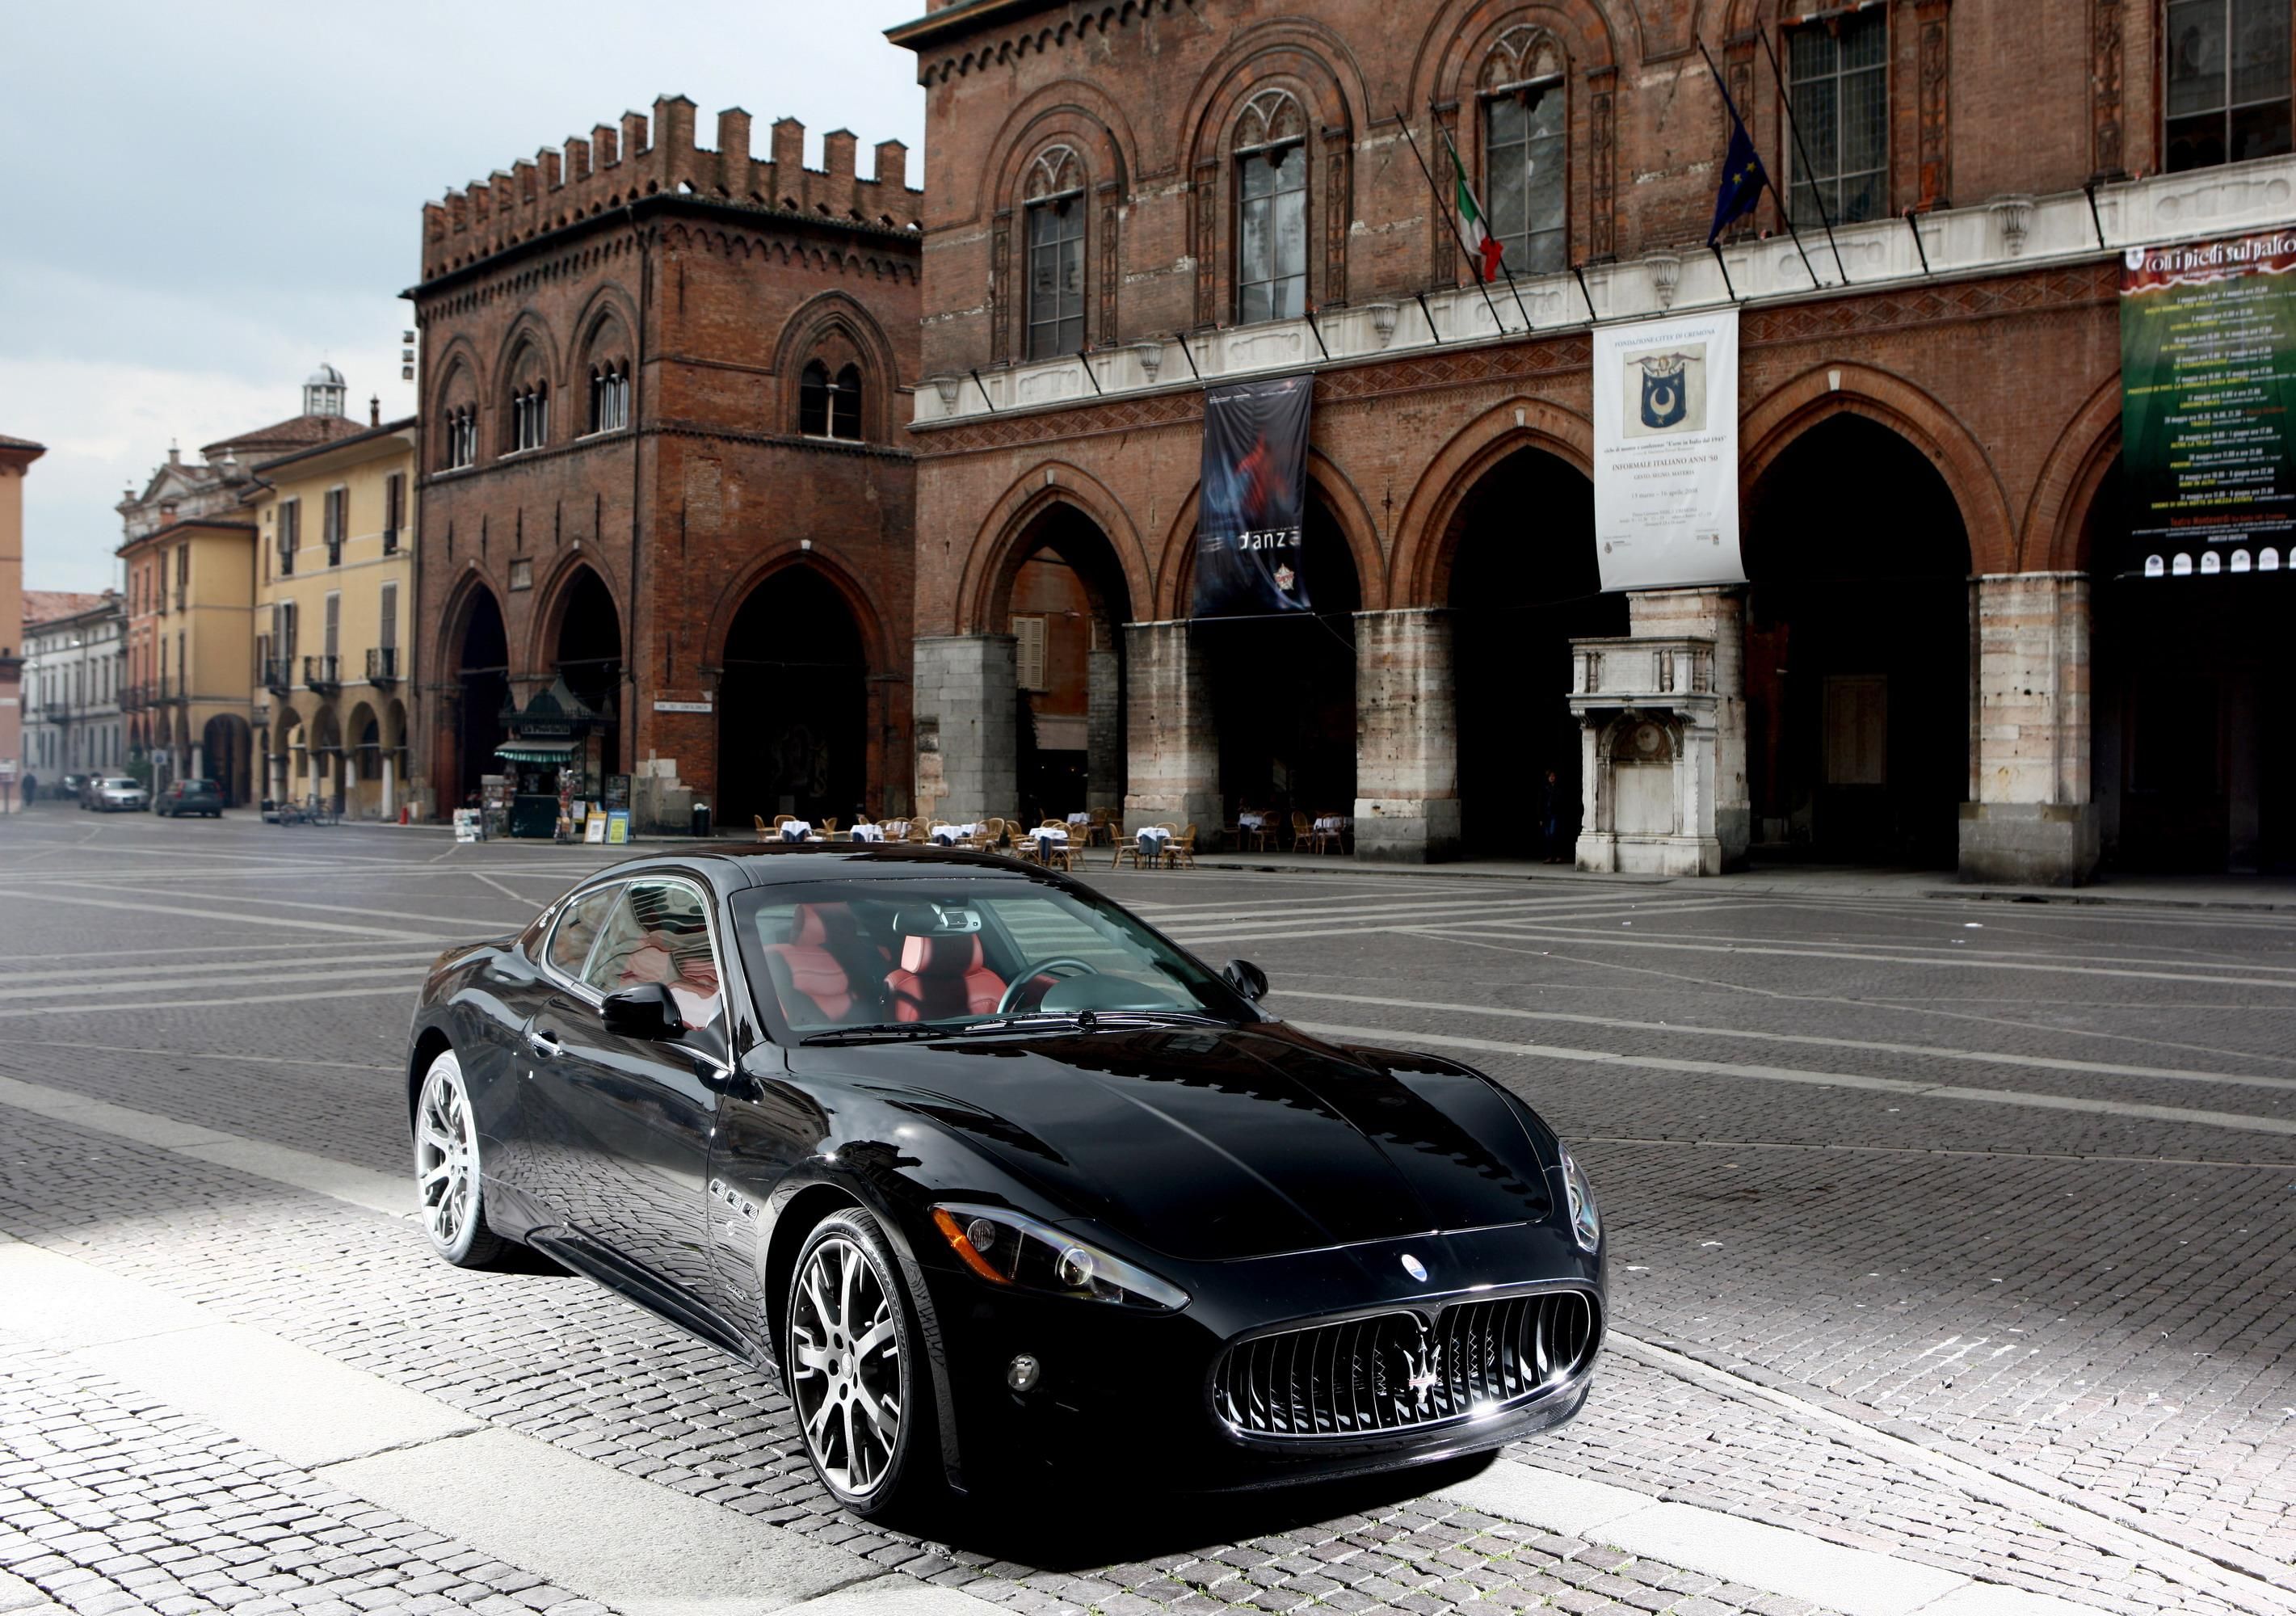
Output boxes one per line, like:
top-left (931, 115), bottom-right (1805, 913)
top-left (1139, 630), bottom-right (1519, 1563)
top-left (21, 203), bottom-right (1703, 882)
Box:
top-left (1006, 1353), bottom-right (1042, 1392)
top-left (965, 1217), bottom-right (999, 1252)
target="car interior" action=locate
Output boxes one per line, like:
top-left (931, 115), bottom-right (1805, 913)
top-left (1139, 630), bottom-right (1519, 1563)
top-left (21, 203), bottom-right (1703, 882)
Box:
top-left (745, 886), bottom-right (1205, 1033)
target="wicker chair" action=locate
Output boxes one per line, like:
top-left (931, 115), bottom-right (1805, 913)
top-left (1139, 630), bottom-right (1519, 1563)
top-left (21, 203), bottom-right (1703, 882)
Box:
top-left (753, 814), bottom-right (772, 842)
top-left (1167, 824), bottom-right (1199, 869)
top-left (1085, 806), bottom-right (1114, 847)
top-left (1238, 810), bottom-right (1273, 852)
top-left (1289, 810), bottom-right (1311, 852)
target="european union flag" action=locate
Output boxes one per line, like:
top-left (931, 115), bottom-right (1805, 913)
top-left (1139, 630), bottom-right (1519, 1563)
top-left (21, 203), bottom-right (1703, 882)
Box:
top-left (1708, 106), bottom-right (1768, 246)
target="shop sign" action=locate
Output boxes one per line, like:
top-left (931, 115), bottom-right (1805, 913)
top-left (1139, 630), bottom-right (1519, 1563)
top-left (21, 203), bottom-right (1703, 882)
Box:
top-left (1591, 306), bottom-right (1743, 591)
top-left (654, 700), bottom-right (713, 713)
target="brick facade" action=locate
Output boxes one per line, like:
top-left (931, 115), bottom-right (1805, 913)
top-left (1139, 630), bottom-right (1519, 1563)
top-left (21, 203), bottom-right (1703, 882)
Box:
top-left (894, 0), bottom-right (2296, 879)
top-left (410, 96), bottom-right (922, 831)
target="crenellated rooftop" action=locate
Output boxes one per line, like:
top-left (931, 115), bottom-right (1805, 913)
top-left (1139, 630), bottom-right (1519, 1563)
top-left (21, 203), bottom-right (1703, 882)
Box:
top-left (419, 95), bottom-right (921, 283)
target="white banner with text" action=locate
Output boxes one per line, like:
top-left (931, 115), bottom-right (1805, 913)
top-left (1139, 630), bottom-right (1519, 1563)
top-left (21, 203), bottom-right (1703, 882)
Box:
top-left (1591, 307), bottom-right (1743, 591)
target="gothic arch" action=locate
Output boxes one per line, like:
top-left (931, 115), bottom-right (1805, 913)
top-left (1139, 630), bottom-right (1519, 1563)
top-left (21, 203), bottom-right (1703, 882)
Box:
top-left (1390, 393), bottom-right (1596, 607)
top-left (1152, 448), bottom-right (1388, 620)
top-left (490, 311), bottom-right (564, 404)
top-left (2020, 375), bottom-right (2125, 573)
top-left (959, 463), bottom-right (1152, 635)
top-left (701, 547), bottom-right (894, 677)
top-left (770, 290), bottom-right (902, 440)
top-left (525, 555), bottom-right (624, 678)
top-left (439, 571), bottom-right (507, 675)
top-left (1740, 363), bottom-right (2016, 574)
top-left (1414, 0), bottom-right (1620, 103)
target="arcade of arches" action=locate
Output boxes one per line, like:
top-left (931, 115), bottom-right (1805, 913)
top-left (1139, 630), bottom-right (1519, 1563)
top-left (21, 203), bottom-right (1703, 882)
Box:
top-left (916, 410), bottom-right (2286, 882)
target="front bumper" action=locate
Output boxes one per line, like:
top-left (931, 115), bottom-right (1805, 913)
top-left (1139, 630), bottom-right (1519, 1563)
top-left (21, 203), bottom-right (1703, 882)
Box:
top-left (918, 1222), bottom-right (1604, 1492)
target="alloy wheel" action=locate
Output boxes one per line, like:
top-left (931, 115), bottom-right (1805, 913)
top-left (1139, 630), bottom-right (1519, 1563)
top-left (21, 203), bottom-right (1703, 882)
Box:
top-left (789, 1235), bottom-right (905, 1497)
top-left (415, 1056), bottom-right (481, 1253)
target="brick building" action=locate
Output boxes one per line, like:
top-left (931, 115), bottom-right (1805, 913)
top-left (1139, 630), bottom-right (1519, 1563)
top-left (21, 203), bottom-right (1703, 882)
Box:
top-left (408, 95), bottom-right (922, 831)
top-left (892, 0), bottom-right (2296, 880)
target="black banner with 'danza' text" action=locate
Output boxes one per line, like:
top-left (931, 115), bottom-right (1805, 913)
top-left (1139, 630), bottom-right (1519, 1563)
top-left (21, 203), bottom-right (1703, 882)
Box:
top-left (1194, 374), bottom-right (1313, 618)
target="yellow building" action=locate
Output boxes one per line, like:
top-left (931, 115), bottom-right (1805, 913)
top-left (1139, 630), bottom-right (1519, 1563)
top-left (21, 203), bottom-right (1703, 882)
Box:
top-left (250, 416), bottom-right (418, 819)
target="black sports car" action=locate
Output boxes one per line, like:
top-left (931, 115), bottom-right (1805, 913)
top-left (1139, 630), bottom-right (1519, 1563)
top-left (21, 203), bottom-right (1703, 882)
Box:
top-left (406, 846), bottom-right (1604, 1517)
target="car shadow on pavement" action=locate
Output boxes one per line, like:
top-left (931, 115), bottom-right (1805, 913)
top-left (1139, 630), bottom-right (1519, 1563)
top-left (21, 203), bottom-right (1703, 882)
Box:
top-left (917, 1450), bottom-right (1496, 1567)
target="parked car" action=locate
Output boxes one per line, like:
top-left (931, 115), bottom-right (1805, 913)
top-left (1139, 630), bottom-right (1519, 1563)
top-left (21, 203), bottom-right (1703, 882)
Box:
top-left (58, 772), bottom-right (90, 806)
top-left (406, 845), bottom-right (1605, 1517)
top-left (157, 778), bottom-right (225, 818)
top-left (90, 776), bottom-right (149, 813)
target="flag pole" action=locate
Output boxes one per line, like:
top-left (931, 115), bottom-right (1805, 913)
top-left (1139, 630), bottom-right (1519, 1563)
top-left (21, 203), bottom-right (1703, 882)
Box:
top-left (1709, 242), bottom-right (1739, 301)
top-left (1432, 107), bottom-right (1537, 331)
top-left (1697, 39), bottom-right (1821, 290)
top-left (1755, 25), bottom-right (1848, 284)
top-left (1391, 104), bottom-right (1512, 336)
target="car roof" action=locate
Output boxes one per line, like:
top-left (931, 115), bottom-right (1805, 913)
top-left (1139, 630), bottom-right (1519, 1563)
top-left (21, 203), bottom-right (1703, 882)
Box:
top-left (574, 843), bottom-right (1045, 900)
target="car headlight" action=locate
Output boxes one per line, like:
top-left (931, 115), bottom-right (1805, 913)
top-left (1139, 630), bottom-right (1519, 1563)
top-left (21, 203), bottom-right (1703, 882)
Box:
top-left (930, 1201), bottom-right (1188, 1311)
top-left (1558, 1148), bottom-right (1601, 1254)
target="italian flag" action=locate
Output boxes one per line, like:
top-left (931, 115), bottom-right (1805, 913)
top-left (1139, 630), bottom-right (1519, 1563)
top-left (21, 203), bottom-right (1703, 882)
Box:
top-left (1453, 142), bottom-right (1504, 284)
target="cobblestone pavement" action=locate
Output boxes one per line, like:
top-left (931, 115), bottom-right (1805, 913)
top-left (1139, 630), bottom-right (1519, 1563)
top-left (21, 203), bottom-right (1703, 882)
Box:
top-left (2, 808), bottom-right (2294, 1615)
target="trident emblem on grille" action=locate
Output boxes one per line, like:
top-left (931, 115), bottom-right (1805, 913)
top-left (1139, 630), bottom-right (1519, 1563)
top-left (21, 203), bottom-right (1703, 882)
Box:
top-left (1404, 1340), bottom-right (1441, 1412)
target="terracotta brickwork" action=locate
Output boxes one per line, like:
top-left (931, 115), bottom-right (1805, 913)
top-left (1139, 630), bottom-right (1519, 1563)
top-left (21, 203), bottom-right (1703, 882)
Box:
top-left (411, 96), bottom-right (923, 826)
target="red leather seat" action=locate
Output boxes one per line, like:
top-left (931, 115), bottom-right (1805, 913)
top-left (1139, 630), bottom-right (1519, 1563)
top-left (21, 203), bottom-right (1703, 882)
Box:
top-left (763, 904), bottom-right (864, 1025)
top-left (885, 932), bottom-right (1006, 1022)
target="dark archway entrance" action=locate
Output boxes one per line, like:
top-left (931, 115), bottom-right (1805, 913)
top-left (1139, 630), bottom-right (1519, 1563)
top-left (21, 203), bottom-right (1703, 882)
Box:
top-left (1743, 415), bottom-right (1971, 865)
top-left (2089, 457), bottom-right (2296, 872)
top-left (718, 568), bottom-right (868, 827)
top-left (1004, 506), bottom-right (1130, 824)
top-left (554, 569), bottom-right (623, 778)
top-left (453, 589), bottom-right (510, 811)
top-left (1197, 499), bottom-right (1360, 830)
top-left (200, 713), bottom-right (252, 806)
top-left (1447, 448), bottom-right (1626, 856)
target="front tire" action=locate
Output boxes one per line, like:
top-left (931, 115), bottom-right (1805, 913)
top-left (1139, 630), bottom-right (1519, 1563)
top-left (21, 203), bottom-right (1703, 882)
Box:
top-left (785, 1210), bottom-right (937, 1519)
top-left (414, 1048), bottom-right (507, 1268)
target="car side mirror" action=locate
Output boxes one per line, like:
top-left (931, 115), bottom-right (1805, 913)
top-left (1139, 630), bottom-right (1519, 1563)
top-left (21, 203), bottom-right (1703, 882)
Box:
top-left (602, 981), bottom-right (686, 1041)
top-left (1222, 958), bottom-right (1269, 1002)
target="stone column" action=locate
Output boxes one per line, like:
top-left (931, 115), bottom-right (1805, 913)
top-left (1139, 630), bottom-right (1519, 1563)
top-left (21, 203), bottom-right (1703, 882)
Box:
top-left (1084, 646), bottom-right (1124, 813)
top-left (1123, 620), bottom-right (1221, 835)
top-left (1962, 572), bottom-right (2096, 884)
top-left (1352, 608), bottom-right (1460, 862)
top-left (1626, 586), bottom-right (1748, 868)
top-left (382, 753), bottom-right (397, 820)
top-left (911, 634), bottom-right (1016, 827)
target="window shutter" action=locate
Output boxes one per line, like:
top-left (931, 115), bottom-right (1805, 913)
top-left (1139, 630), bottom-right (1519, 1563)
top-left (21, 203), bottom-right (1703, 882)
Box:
top-left (1013, 615), bottom-right (1048, 692)
top-left (379, 583), bottom-right (398, 650)
top-left (324, 593), bottom-right (340, 658)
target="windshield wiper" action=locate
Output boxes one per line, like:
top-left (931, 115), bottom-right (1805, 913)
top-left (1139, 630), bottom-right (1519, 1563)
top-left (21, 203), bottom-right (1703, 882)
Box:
top-left (798, 1022), bottom-right (953, 1046)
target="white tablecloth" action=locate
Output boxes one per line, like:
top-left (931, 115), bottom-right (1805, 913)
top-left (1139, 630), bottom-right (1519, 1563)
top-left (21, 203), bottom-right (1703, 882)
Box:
top-left (1238, 812), bottom-right (1267, 829)
top-left (779, 820), bottom-right (812, 842)
top-left (931, 823), bottom-right (980, 846)
top-left (1066, 812), bottom-right (1091, 827)
top-left (848, 823), bottom-right (885, 842)
top-left (1312, 816), bottom-right (1352, 833)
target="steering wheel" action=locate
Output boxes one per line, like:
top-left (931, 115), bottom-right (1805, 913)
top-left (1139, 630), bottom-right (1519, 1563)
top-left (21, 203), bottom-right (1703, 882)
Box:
top-left (997, 957), bottom-right (1100, 1016)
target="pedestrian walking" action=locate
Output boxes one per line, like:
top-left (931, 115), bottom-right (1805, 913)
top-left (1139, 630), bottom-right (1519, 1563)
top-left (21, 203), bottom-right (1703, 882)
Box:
top-left (1540, 768), bottom-right (1564, 864)
top-left (21, 773), bottom-right (36, 806)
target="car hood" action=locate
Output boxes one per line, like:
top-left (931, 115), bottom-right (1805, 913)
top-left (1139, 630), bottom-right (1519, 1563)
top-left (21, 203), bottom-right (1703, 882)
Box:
top-left (826, 1025), bottom-right (1554, 1262)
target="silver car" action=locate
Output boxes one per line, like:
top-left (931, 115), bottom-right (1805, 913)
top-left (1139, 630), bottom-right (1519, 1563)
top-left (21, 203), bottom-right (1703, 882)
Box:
top-left (92, 776), bottom-right (148, 813)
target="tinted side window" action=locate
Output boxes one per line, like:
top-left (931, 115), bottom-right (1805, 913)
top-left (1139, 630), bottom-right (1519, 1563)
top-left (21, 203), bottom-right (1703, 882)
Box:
top-left (547, 887), bottom-right (620, 978)
top-left (584, 881), bottom-right (725, 1030)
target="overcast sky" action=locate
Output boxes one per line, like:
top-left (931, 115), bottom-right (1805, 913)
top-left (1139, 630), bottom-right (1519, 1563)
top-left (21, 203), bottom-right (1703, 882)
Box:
top-left (1, 1), bottom-right (927, 595)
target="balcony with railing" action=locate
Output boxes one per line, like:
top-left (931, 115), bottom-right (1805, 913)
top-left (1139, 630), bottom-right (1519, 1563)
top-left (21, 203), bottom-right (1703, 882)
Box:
top-left (263, 658), bottom-right (295, 697)
top-left (304, 654), bottom-right (341, 695)
top-left (365, 646), bottom-right (400, 687)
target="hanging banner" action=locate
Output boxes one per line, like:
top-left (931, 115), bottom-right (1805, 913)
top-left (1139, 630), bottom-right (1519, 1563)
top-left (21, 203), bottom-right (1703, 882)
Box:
top-left (2119, 230), bottom-right (2296, 579)
top-left (1591, 307), bottom-right (1743, 591)
top-left (1194, 373), bottom-right (1313, 618)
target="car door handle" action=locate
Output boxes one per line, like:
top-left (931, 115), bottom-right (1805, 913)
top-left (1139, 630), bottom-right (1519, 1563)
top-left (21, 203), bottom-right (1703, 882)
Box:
top-left (528, 1028), bottom-right (562, 1061)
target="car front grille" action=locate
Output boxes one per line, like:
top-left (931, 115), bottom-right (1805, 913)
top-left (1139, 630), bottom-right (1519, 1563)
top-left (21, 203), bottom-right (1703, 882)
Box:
top-left (1212, 1290), bottom-right (1599, 1441)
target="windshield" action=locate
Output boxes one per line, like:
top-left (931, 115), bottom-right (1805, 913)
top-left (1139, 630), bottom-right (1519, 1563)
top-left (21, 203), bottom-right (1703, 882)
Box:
top-left (730, 875), bottom-right (1244, 1037)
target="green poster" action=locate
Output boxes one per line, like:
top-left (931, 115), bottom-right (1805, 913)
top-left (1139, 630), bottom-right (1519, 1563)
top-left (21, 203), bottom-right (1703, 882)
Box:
top-left (2120, 230), bottom-right (2296, 578)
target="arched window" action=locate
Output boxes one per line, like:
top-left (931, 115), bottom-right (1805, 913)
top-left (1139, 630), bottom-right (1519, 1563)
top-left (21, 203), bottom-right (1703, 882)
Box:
top-left (1481, 28), bottom-right (1569, 276)
top-left (509, 379), bottom-right (549, 452)
top-left (799, 360), bottom-right (863, 440)
top-left (799, 360), bottom-right (831, 436)
top-left (1234, 90), bottom-right (1308, 324)
top-left (589, 362), bottom-right (629, 433)
top-left (831, 364), bottom-right (863, 440)
top-left (1024, 145), bottom-right (1086, 359)
top-left (441, 405), bottom-right (477, 470)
